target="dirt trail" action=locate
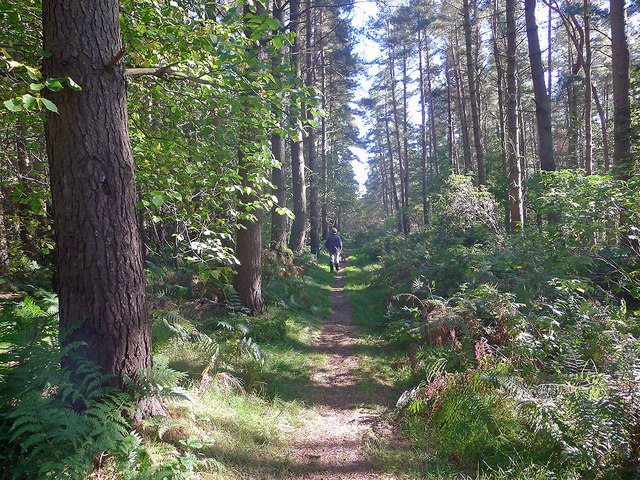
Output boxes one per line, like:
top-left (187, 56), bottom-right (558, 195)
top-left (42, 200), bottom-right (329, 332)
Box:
top-left (289, 266), bottom-right (403, 480)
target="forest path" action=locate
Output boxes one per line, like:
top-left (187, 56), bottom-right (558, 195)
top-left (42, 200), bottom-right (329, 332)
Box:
top-left (287, 264), bottom-right (406, 480)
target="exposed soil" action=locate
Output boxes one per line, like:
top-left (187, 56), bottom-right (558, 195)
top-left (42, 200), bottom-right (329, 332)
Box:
top-left (288, 265), bottom-right (407, 479)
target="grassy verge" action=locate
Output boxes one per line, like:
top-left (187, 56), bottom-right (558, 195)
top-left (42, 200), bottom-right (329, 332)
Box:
top-left (134, 257), bottom-right (335, 479)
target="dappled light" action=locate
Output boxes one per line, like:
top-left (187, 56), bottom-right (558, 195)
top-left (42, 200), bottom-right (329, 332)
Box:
top-left (1, 0), bottom-right (638, 478)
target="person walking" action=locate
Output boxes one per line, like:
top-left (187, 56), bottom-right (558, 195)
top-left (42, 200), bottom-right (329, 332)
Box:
top-left (325, 227), bottom-right (343, 273)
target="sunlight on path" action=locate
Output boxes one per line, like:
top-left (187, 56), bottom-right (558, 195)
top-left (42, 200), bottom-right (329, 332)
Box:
top-left (287, 266), bottom-right (405, 480)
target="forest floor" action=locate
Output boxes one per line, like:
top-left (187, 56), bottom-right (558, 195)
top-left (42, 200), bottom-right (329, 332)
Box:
top-left (286, 264), bottom-right (408, 480)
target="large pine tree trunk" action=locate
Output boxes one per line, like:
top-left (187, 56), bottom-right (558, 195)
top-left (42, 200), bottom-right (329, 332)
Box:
top-left (505, 0), bottom-right (523, 233)
top-left (269, 0), bottom-right (288, 252)
top-left (525, 0), bottom-right (555, 174)
top-left (610, 0), bottom-right (632, 180)
top-left (288, 0), bottom-right (307, 253)
top-left (234, 150), bottom-right (264, 314)
top-left (43, 0), bottom-right (163, 415)
top-left (234, 3), bottom-right (266, 316)
top-left (462, 0), bottom-right (486, 185)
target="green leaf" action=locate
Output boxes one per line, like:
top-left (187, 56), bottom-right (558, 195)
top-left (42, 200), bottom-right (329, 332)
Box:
top-left (3, 99), bottom-right (22, 112)
top-left (46, 79), bottom-right (64, 92)
top-left (29, 83), bottom-right (45, 91)
top-left (272, 36), bottom-right (282, 49)
top-left (151, 194), bottom-right (164, 207)
top-left (66, 77), bottom-right (82, 91)
top-left (21, 94), bottom-right (37, 110)
top-left (40, 98), bottom-right (58, 113)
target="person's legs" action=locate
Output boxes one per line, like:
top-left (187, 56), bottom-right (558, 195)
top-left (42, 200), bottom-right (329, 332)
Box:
top-left (329, 252), bottom-right (339, 272)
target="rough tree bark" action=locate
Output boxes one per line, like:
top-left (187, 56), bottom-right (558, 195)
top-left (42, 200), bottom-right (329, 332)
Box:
top-left (418, 25), bottom-right (429, 227)
top-left (525, 0), bottom-right (555, 173)
top-left (305, 0), bottom-right (319, 254)
top-left (583, 0), bottom-right (592, 175)
top-left (610, 0), bottom-right (632, 180)
top-left (453, 32), bottom-right (473, 174)
top-left (462, 0), bottom-right (486, 185)
top-left (288, 0), bottom-right (307, 253)
top-left (269, 0), bottom-right (288, 252)
top-left (506, 0), bottom-right (523, 232)
top-left (43, 0), bottom-right (164, 416)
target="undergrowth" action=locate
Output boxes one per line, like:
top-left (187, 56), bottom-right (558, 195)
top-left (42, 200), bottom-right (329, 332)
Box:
top-left (347, 174), bottom-right (640, 479)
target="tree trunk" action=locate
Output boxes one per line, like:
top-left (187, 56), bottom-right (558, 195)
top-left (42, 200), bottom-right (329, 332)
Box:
top-left (269, 0), bottom-right (288, 252)
top-left (418, 26), bottom-right (429, 227)
top-left (388, 35), bottom-right (406, 233)
top-left (0, 186), bottom-right (8, 274)
top-left (425, 35), bottom-right (438, 178)
top-left (462, 0), bottom-right (486, 185)
top-left (445, 52), bottom-right (455, 172)
top-left (234, 151), bottom-right (265, 315)
top-left (583, 0), bottom-right (592, 175)
top-left (453, 33), bottom-right (473, 174)
top-left (288, 0), bottom-right (307, 253)
top-left (305, 0), bottom-right (319, 254)
top-left (592, 85), bottom-right (610, 172)
top-left (401, 53), bottom-right (410, 234)
top-left (525, 0), bottom-right (555, 173)
top-left (43, 0), bottom-right (163, 415)
top-left (234, 2), bottom-right (267, 315)
top-left (492, 0), bottom-right (508, 177)
top-left (384, 97), bottom-right (401, 232)
top-left (320, 12), bottom-right (328, 240)
top-left (505, 0), bottom-right (523, 233)
top-left (610, 0), bottom-right (632, 180)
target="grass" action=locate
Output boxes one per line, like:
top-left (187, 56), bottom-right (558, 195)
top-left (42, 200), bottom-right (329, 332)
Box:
top-left (138, 256), bottom-right (337, 478)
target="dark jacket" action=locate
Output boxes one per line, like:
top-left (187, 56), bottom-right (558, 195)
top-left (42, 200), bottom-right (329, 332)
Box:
top-left (325, 233), bottom-right (343, 254)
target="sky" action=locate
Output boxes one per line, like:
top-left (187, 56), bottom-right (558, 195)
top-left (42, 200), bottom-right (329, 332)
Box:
top-left (348, 1), bottom-right (380, 195)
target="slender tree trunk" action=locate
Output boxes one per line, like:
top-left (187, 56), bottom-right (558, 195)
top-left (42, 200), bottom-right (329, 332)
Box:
top-left (305, 0), bottom-right (319, 254)
top-left (462, 0), bottom-right (486, 185)
top-left (610, 0), bottom-right (632, 180)
top-left (388, 36), bottom-right (406, 233)
top-left (445, 53), bottom-right (455, 172)
top-left (583, 0), bottom-right (592, 175)
top-left (453, 39), bottom-right (472, 174)
top-left (288, 0), bottom-right (307, 253)
top-left (505, 0), bottom-right (523, 232)
top-left (425, 34), bottom-right (438, 177)
top-left (320, 12), bottom-right (328, 240)
top-left (0, 187), bottom-right (8, 274)
top-left (525, 0), bottom-right (555, 173)
top-left (384, 97), bottom-right (401, 232)
top-left (43, 0), bottom-right (163, 415)
top-left (548, 1), bottom-right (552, 97)
top-left (401, 53), bottom-right (410, 234)
top-left (418, 26), bottom-right (429, 227)
top-left (16, 123), bottom-right (37, 255)
top-left (592, 85), bottom-right (610, 172)
top-left (269, 0), bottom-right (287, 251)
top-left (492, 0), bottom-right (508, 176)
